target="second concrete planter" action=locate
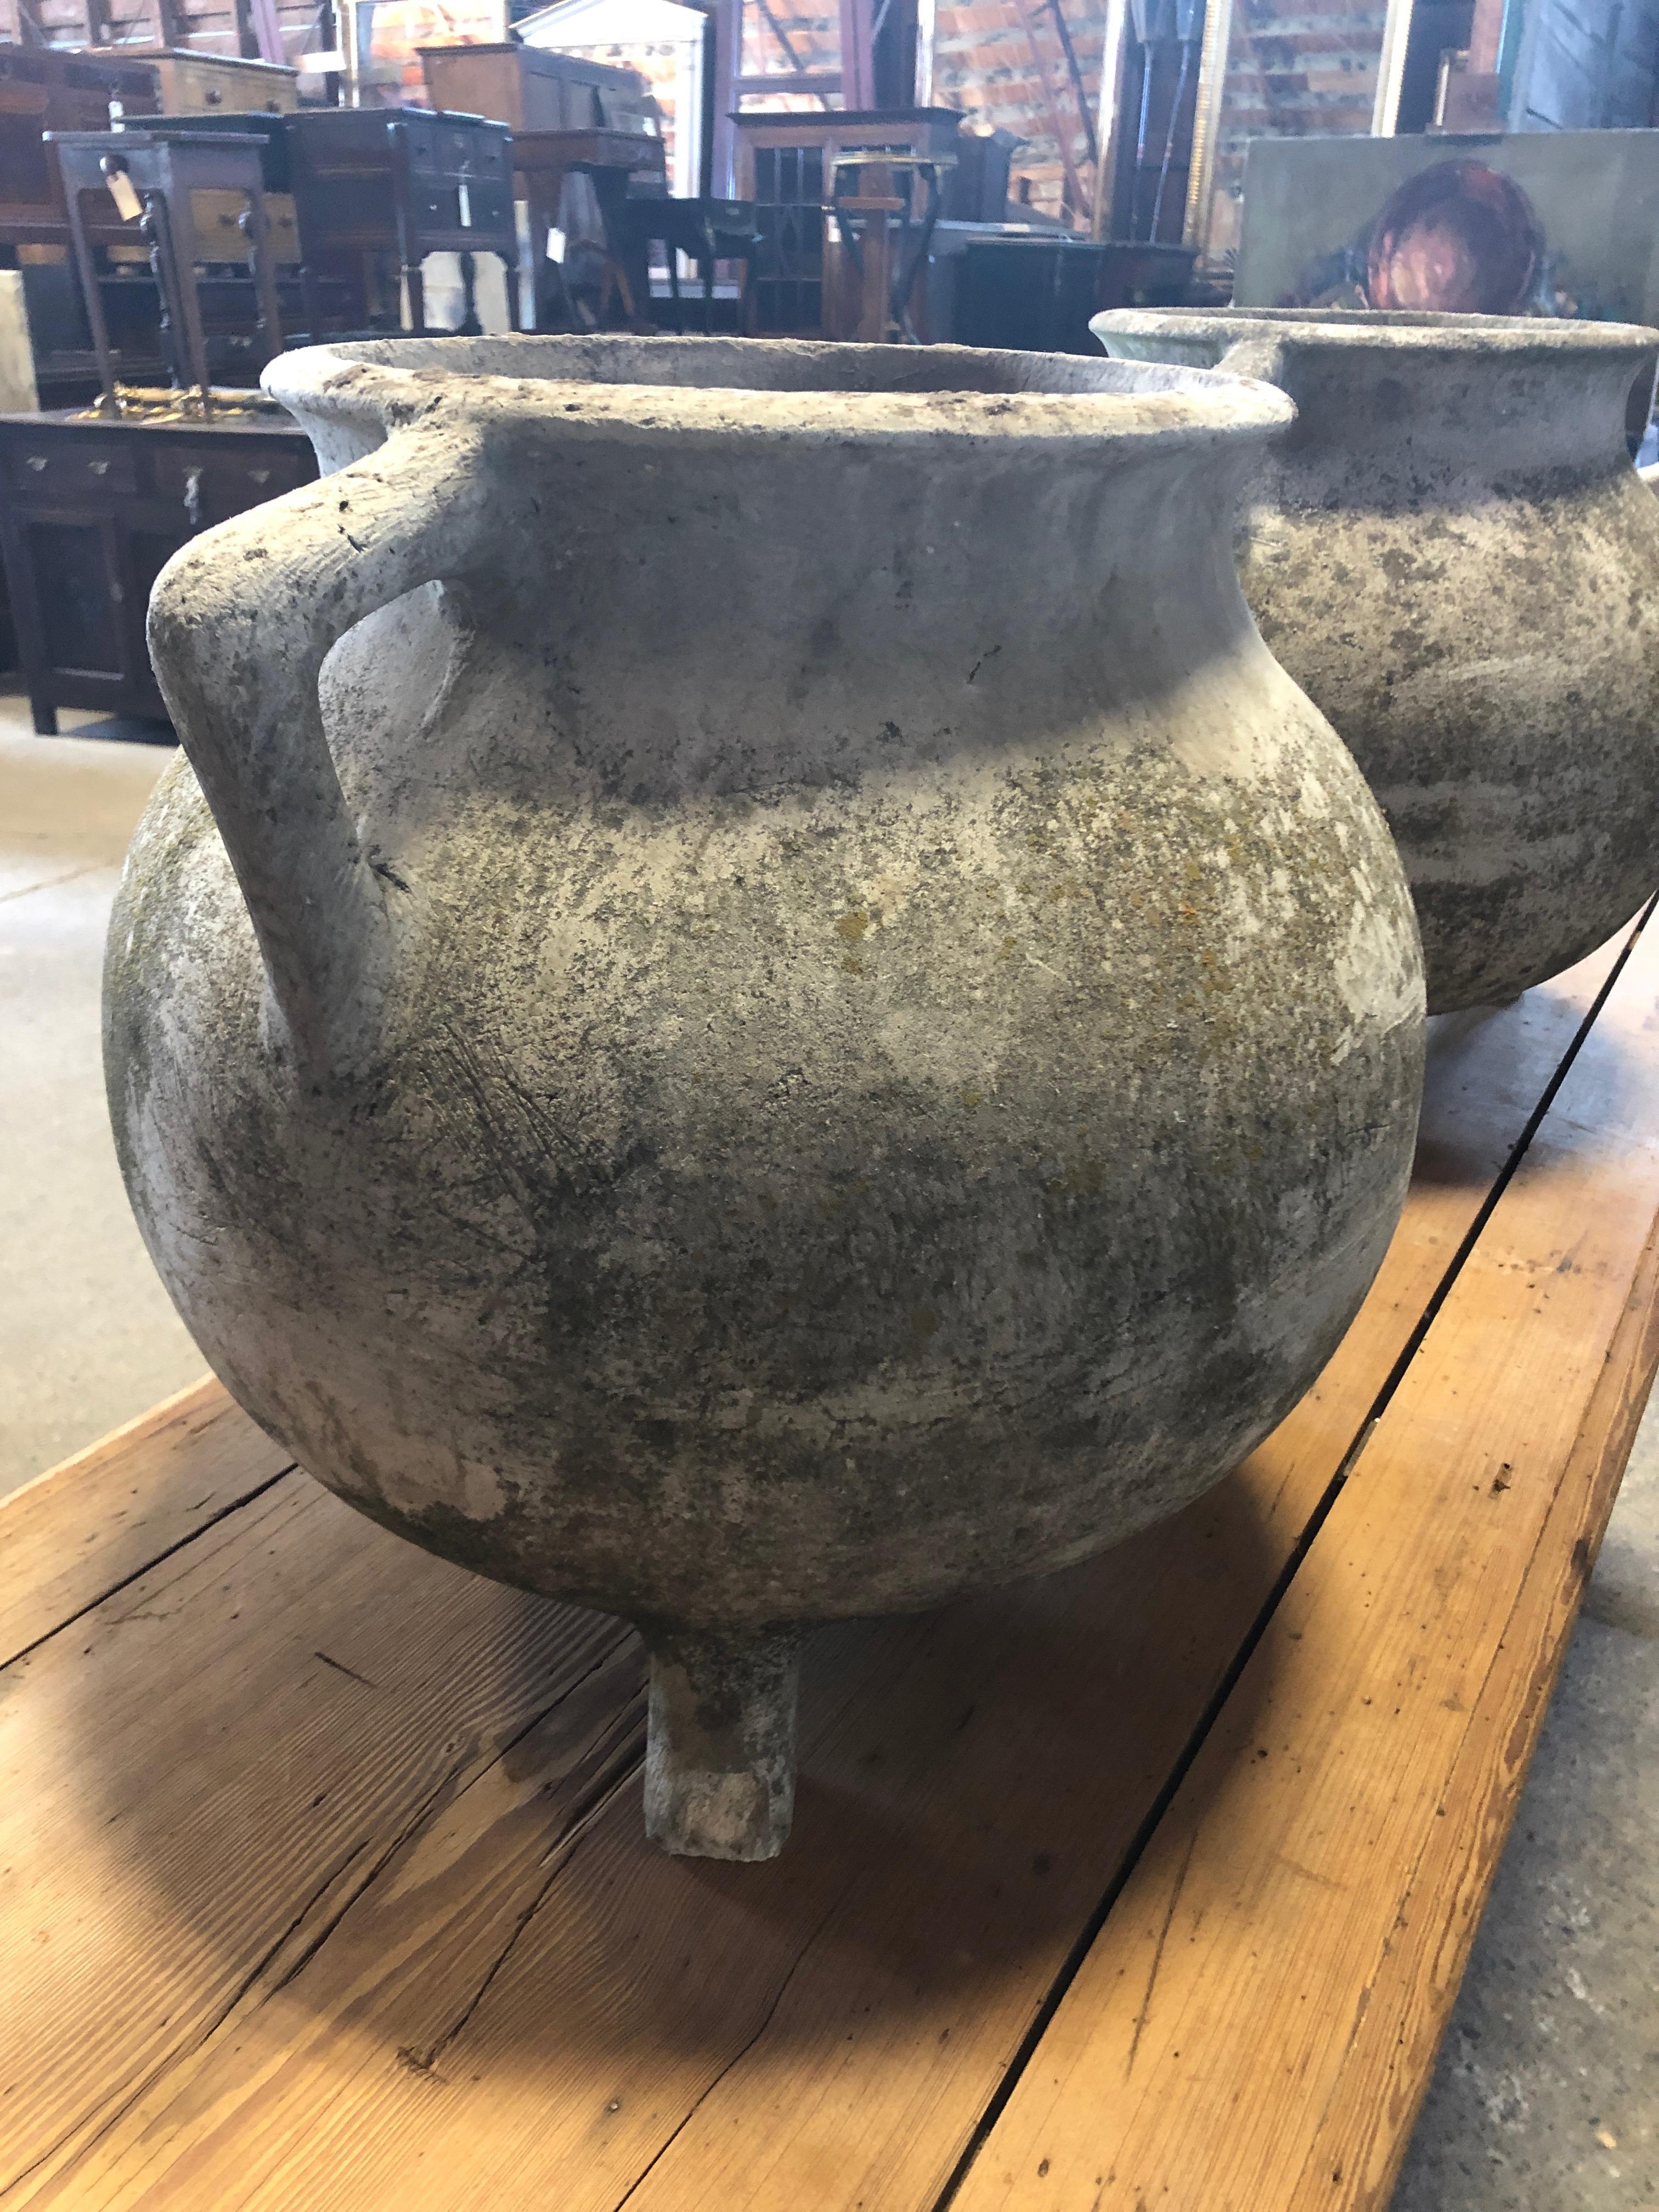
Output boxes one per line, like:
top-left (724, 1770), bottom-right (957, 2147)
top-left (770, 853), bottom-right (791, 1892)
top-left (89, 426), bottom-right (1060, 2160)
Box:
top-left (1094, 307), bottom-right (1659, 1012)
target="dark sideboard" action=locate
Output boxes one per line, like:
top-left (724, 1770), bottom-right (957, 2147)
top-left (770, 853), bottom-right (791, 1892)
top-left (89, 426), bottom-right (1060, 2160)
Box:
top-left (0, 405), bottom-right (315, 731)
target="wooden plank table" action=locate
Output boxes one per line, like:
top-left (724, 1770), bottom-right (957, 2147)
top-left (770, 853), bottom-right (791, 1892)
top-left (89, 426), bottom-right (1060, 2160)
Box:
top-left (5, 902), bottom-right (1658, 2212)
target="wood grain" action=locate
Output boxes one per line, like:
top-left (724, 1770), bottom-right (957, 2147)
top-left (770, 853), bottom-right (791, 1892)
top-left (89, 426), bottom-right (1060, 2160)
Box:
top-left (1294, 1199), bottom-right (1659, 2211)
top-left (949, 908), bottom-right (1659, 2212)
top-left (0, 1477), bottom-right (638, 2205)
top-left (0, 921), bottom-right (1648, 2211)
top-left (0, 1374), bottom-right (278, 1666)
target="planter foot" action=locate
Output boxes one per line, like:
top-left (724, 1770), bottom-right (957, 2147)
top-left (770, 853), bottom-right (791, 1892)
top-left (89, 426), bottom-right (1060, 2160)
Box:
top-left (642, 1623), bottom-right (800, 1861)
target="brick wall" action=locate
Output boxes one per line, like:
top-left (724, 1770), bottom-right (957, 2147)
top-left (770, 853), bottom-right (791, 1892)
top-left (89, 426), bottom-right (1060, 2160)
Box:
top-left (932, 0), bottom-right (1103, 222)
top-left (742, 2), bottom-right (843, 76)
top-left (728, 0), bottom-right (1384, 244)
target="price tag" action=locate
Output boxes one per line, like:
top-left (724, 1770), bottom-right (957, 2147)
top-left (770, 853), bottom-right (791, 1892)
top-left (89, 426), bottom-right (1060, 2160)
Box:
top-left (104, 167), bottom-right (142, 222)
top-left (458, 177), bottom-right (472, 230)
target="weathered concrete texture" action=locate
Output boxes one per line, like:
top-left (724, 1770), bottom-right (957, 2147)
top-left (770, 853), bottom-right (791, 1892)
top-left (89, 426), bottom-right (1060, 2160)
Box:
top-left (1393, 1382), bottom-right (1659, 2211)
top-left (9, 684), bottom-right (1654, 2086)
top-left (108, 335), bottom-right (1424, 1853)
top-left (1093, 309), bottom-right (1659, 1016)
top-left (0, 695), bottom-right (202, 1496)
top-left (643, 1621), bottom-right (800, 1860)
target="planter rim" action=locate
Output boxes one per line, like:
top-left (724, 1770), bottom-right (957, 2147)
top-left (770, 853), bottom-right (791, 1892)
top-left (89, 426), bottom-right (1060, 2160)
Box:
top-left (263, 331), bottom-right (1294, 450)
top-left (1092, 307), bottom-right (1659, 359)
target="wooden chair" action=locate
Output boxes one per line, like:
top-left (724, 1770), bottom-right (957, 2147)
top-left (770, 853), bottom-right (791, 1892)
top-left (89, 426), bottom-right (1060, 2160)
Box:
top-left (602, 196), bottom-right (761, 335)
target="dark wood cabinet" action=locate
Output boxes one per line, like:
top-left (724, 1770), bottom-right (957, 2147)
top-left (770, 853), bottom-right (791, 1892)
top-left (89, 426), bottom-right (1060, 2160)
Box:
top-left (0, 408), bottom-right (316, 731)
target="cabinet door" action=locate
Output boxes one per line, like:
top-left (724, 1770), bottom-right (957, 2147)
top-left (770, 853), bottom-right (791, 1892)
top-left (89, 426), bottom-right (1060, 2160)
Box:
top-left (7, 505), bottom-right (180, 718)
top-left (123, 526), bottom-right (187, 710)
top-left (27, 515), bottom-right (124, 679)
top-left (749, 141), bottom-right (825, 335)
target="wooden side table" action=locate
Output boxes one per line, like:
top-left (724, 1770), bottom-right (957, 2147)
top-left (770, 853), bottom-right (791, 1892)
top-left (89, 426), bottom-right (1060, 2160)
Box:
top-left (48, 128), bottom-right (285, 415)
top-left (285, 107), bottom-right (520, 340)
top-left (823, 153), bottom-right (947, 342)
top-left (605, 195), bottom-right (761, 334)
top-left (0, 46), bottom-right (161, 258)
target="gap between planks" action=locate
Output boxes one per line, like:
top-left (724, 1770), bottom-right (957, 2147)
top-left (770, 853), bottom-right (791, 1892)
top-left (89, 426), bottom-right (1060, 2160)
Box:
top-left (947, 904), bottom-right (1659, 2211)
top-left (933, 891), bottom-right (1659, 2209)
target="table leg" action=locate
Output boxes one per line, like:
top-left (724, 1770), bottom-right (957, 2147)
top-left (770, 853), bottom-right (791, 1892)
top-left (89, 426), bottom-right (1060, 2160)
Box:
top-left (590, 169), bottom-right (643, 330)
top-left (63, 182), bottom-right (120, 416)
top-left (140, 193), bottom-right (188, 396)
top-left (388, 120), bottom-right (426, 337)
top-left (240, 179), bottom-right (285, 365)
top-left (159, 184), bottom-right (216, 412)
top-left (526, 175), bottom-right (577, 332)
top-left (404, 253), bottom-right (427, 338)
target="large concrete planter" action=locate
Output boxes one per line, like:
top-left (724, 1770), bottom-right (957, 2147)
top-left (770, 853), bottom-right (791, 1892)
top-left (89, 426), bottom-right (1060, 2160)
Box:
top-left (106, 335), bottom-right (1424, 1859)
top-left (1093, 307), bottom-right (1659, 1012)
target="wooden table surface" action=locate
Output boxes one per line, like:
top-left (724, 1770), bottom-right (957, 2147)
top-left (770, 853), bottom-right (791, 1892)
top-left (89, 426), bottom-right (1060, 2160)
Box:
top-left (5, 903), bottom-right (1659, 2212)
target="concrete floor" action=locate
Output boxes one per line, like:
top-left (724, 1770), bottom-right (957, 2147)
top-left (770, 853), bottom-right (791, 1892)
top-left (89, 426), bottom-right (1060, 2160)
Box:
top-left (1, 691), bottom-right (203, 1485)
top-left (0, 689), bottom-right (1654, 2205)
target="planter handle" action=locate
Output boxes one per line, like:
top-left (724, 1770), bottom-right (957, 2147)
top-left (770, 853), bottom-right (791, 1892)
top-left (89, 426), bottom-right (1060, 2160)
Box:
top-left (146, 424), bottom-right (496, 1075)
top-left (1215, 331), bottom-right (1292, 396)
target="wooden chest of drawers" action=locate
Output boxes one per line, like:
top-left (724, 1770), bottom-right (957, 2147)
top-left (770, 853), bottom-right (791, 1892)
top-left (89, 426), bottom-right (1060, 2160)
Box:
top-left (0, 407), bottom-right (316, 731)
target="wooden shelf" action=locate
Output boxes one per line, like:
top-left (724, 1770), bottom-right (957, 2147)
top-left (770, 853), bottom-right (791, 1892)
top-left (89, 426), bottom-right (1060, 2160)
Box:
top-left (4, 902), bottom-right (1658, 2210)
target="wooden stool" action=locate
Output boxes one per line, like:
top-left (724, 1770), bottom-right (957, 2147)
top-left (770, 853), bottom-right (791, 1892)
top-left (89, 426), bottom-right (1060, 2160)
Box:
top-left (825, 153), bottom-right (948, 343)
top-left (48, 127), bottom-right (283, 416)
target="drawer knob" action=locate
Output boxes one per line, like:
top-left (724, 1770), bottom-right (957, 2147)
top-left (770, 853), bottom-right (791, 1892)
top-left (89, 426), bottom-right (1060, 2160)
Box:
top-left (25, 454), bottom-right (46, 471)
top-left (88, 458), bottom-right (110, 475)
top-left (183, 466), bottom-right (204, 531)
top-left (250, 467), bottom-right (270, 484)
